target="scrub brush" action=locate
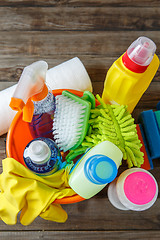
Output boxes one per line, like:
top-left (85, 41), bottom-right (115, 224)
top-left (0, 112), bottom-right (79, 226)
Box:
top-left (66, 95), bottom-right (144, 168)
top-left (52, 90), bottom-right (95, 152)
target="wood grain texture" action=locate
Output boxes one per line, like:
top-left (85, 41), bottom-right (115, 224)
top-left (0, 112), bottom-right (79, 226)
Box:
top-left (0, 137), bottom-right (6, 162)
top-left (0, 7), bottom-right (159, 31)
top-left (0, 0), bottom-right (160, 238)
top-left (0, 0), bottom-right (159, 7)
top-left (0, 31), bottom-right (160, 57)
top-left (1, 230), bottom-right (160, 240)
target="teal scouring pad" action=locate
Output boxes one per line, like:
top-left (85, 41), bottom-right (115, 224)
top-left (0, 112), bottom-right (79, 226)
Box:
top-left (139, 110), bottom-right (160, 159)
top-left (66, 95), bottom-right (144, 168)
top-left (155, 110), bottom-right (160, 132)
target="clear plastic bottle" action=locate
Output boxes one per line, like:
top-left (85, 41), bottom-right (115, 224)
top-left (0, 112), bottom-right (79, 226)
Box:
top-left (102, 36), bottom-right (159, 113)
top-left (23, 137), bottom-right (62, 176)
top-left (10, 61), bottom-right (56, 139)
top-left (29, 89), bottom-right (56, 139)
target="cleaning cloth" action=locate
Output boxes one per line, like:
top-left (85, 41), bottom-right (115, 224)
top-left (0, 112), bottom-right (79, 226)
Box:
top-left (0, 158), bottom-right (75, 225)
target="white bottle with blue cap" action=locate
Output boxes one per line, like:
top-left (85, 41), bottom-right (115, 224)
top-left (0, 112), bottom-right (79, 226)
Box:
top-left (68, 141), bottom-right (123, 199)
top-left (23, 137), bottom-right (62, 176)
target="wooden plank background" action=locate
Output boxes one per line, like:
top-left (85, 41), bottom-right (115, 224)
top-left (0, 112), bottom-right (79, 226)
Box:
top-left (0, 0), bottom-right (160, 239)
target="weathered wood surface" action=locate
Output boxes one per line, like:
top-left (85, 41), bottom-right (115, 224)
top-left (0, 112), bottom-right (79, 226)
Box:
top-left (0, 0), bottom-right (160, 239)
top-left (1, 230), bottom-right (160, 240)
top-left (0, 0), bottom-right (159, 7)
top-left (0, 7), bottom-right (160, 31)
top-left (0, 31), bottom-right (160, 57)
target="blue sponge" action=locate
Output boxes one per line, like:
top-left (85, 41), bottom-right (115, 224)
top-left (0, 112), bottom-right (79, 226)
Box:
top-left (139, 110), bottom-right (160, 159)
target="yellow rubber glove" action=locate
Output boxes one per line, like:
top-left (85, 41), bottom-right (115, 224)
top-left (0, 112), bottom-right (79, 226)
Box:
top-left (0, 158), bottom-right (76, 225)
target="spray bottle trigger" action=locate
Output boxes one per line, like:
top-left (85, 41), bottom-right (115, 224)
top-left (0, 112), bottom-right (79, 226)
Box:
top-left (9, 97), bottom-right (25, 111)
top-left (22, 99), bottom-right (34, 123)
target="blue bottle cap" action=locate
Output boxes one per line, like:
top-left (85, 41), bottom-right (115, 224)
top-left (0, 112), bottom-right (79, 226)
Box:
top-left (84, 154), bottom-right (118, 185)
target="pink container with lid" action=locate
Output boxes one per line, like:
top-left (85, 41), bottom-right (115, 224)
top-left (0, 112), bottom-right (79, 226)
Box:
top-left (108, 168), bottom-right (158, 211)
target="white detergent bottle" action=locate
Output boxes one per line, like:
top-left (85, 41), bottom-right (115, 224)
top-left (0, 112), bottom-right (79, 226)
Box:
top-left (68, 141), bottom-right (123, 199)
top-left (23, 137), bottom-right (62, 176)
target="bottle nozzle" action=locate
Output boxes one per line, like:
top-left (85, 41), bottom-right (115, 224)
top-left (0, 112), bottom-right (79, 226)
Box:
top-left (127, 36), bottom-right (156, 66)
top-left (24, 140), bottom-right (51, 165)
top-left (10, 61), bottom-right (48, 122)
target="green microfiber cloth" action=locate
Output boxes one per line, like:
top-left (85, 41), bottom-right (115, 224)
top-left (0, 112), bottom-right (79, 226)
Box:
top-left (66, 95), bottom-right (144, 168)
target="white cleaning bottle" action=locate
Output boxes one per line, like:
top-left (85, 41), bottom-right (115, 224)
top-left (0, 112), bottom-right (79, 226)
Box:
top-left (108, 168), bottom-right (158, 211)
top-left (23, 137), bottom-right (62, 176)
top-left (10, 61), bottom-right (56, 139)
top-left (68, 141), bottom-right (123, 199)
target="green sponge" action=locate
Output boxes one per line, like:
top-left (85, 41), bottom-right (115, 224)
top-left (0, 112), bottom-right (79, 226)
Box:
top-left (66, 95), bottom-right (144, 168)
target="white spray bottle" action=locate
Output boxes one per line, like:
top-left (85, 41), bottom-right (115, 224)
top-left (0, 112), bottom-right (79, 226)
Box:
top-left (10, 61), bottom-right (56, 139)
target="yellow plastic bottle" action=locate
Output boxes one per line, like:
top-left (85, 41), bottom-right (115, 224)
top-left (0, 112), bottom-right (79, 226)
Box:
top-left (102, 36), bottom-right (160, 113)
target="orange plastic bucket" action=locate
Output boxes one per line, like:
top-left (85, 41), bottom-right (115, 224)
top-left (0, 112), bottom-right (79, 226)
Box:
top-left (6, 89), bottom-right (98, 204)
